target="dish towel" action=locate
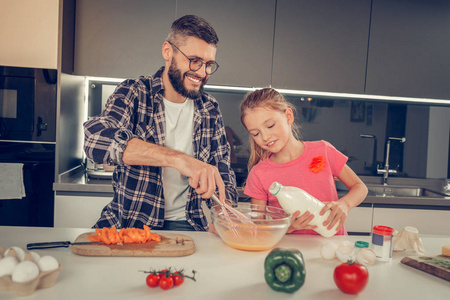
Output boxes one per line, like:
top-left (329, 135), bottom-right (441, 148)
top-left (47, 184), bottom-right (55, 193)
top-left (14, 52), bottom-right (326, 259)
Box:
top-left (0, 163), bottom-right (26, 199)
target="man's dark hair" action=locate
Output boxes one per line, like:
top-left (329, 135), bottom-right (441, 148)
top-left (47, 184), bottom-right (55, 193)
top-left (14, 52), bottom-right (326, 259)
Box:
top-left (167, 15), bottom-right (219, 46)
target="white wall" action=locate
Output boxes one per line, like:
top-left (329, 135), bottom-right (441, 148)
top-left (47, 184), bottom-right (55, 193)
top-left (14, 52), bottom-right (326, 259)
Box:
top-left (0, 0), bottom-right (59, 69)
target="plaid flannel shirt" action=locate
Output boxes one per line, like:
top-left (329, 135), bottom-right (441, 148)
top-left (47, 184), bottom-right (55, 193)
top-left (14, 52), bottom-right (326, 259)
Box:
top-left (83, 67), bottom-right (238, 231)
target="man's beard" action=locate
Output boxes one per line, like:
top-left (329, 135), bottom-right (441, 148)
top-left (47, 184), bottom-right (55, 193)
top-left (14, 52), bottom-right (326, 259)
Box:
top-left (168, 58), bottom-right (207, 99)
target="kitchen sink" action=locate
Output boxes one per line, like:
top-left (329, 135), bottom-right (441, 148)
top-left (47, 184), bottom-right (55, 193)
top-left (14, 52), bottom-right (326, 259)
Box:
top-left (367, 185), bottom-right (446, 198)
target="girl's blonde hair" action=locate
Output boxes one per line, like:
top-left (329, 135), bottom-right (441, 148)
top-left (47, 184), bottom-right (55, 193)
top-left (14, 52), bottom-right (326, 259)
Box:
top-left (240, 88), bottom-right (300, 171)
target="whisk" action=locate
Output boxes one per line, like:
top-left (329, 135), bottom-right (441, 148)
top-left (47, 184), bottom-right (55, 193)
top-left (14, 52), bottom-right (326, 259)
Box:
top-left (211, 194), bottom-right (255, 238)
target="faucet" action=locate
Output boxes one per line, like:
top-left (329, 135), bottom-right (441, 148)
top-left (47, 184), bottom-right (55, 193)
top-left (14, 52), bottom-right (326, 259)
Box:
top-left (360, 134), bottom-right (377, 175)
top-left (377, 137), bottom-right (406, 185)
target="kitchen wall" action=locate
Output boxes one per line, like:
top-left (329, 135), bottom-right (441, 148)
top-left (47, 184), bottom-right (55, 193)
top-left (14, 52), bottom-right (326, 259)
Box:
top-left (52, 0), bottom-right (450, 182)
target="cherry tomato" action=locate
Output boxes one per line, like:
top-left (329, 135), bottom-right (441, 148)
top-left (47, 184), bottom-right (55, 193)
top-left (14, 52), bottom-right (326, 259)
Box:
top-left (333, 261), bottom-right (369, 294)
top-left (146, 273), bottom-right (160, 288)
top-left (159, 275), bottom-right (174, 290)
top-left (172, 272), bottom-right (185, 286)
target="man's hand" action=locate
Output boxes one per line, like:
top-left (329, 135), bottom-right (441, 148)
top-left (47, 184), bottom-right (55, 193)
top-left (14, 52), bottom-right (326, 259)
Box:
top-left (175, 155), bottom-right (226, 202)
top-left (122, 138), bottom-right (227, 202)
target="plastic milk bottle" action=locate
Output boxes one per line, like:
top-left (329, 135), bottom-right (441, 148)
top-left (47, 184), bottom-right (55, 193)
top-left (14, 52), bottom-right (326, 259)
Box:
top-left (269, 181), bottom-right (339, 237)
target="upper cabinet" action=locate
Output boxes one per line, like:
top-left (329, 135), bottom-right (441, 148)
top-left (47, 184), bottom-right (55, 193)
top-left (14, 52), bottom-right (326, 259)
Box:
top-left (73, 0), bottom-right (176, 78)
top-left (74, 0), bottom-right (275, 86)
top-left (365, 0), bottom-right (450, 99)
top-left (0, 0), bottom-right (59, 69)
top-left (176, 0), bottom-right (275, 87)
top-left (272, 0), bottom-right (371, 94)
top-left (70, 0), bottom-right (450, 100)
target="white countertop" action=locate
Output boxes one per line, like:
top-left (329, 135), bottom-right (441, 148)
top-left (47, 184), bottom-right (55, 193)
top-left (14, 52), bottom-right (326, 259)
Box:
top-left (1, 226), bottom-right (449, 300)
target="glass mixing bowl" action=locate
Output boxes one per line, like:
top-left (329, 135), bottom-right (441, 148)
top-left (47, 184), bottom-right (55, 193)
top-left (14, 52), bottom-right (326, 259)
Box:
top-left (210, 203), bottom-right (291, 251)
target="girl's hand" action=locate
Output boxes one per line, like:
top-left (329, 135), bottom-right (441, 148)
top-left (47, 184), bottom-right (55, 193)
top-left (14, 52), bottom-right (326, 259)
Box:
top-left (287, 211), bottom-right (318, 233)
top-left (320, 201), bottom-right (349, 232)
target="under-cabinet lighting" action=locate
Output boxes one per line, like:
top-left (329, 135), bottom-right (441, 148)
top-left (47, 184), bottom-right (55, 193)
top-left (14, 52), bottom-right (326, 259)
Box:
top-left (85, 76), bottom-right (125, 83)
top-left (82, 78), bottom-right (450, 106)
top-left (204, 85), bottom-right (256, 93)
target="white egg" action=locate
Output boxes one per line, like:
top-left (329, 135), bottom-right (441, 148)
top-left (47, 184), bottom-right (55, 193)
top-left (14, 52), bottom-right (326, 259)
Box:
top-left (356, 248), bottom-right (377, 267)
top-left (28, 251), bottom-right (41, 263)
top-left (336, 240), bottom-right (356, 263)
top-left (5, 246), bottom-right (25, 261)
top-left (11, 261), bottom-right (39, 283)
top-left (37, 255), bottom-right (59, 272)
top-left (0, 256), bottom-right (19, 276)
top-left (320, 241), bottom-right (338, 260)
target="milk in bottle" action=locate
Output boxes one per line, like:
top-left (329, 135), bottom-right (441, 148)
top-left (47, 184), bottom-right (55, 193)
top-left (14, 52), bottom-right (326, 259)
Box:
top-left (269, 181), bottom-right (339, 237)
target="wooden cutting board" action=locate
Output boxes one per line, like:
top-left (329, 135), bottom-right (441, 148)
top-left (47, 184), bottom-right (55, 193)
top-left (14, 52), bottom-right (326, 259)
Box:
top-left (71, 232), bottom-right (195, 257)
top-left (401, 255), bottom-right (450, 282)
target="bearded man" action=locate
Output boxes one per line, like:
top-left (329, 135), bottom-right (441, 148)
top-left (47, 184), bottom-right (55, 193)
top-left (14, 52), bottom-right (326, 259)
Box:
top-left (83, 15), bottom-right (237, 231)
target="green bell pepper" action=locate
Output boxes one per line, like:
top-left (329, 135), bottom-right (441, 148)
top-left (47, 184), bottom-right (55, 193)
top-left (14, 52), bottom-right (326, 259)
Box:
top-left (264, 248), bottom-right (306, 293)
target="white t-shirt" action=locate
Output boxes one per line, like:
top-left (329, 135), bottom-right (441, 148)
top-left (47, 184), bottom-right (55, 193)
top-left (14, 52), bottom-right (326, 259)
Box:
top-left (162, 98), bottom-right (194, 220)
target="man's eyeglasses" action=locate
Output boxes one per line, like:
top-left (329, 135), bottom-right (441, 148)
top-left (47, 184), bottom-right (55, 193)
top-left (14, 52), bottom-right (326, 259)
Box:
top-left (168, 41), bottom-right (219, 75)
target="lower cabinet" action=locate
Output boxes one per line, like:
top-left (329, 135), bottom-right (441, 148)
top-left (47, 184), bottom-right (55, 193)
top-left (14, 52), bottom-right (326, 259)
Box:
top-left (345, 205), bottom-right (373, 234)
top-left (372, 207), bottom-right (450, 236)
top-left (54, 194), bottom-right (112, 228)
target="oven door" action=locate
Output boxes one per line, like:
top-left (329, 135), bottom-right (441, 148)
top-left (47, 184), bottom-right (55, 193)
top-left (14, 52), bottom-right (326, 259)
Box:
top-left (0, 142), bottom-right (55, 227)
top-left (0, 75), bottom-right (35, 141)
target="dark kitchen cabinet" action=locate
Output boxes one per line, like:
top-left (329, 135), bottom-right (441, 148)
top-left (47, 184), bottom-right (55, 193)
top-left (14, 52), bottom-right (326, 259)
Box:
top-left (365, 0), bottom-right (450, 99)
top-left (176, 0), bottom-right (276, 87)
top-left (73, 0), bottom-right (176, 78)
top-left (272, 0), bottom-right (371, 94)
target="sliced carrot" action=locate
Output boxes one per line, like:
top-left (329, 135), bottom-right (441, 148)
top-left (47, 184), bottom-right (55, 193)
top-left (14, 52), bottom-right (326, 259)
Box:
top-left (129, 228), bottom-right (145, 243)
top-left (118, 228), bottom-right (126, 241)
top-left (108, 226), bottom-right (120, 244)
top-left (123, 235), bottom-right (135, 244)
top-left (87, 235), bottom-right (101, 242)
top-left (89, 226), bottom-right (160, 244)
top-left (143, 225), bottom-right (151, 242)
top-left (98, 233), bottom-right (111, 245)
top-left (99, 227), bottom-right (112, 245)
top-left (151, 232), bottom-right (161, 242)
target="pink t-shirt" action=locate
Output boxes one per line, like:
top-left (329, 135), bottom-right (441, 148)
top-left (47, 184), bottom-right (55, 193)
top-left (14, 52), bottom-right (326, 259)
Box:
top-left (244, 140), bottom-right (348, 235)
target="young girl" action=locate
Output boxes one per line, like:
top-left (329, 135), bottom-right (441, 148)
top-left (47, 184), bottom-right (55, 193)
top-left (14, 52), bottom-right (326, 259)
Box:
top-left (241, 88), bottom-right (368, 235)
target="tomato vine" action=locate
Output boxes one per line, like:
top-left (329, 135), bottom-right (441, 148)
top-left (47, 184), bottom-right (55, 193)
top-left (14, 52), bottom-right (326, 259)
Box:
top-left (140, 268), bottom-right (197, 290)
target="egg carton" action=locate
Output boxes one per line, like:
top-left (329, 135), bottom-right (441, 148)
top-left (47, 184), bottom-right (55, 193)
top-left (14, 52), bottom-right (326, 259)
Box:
top-left (0, 247), bottom-right (62, 297)
top-left (0, 266), bottom-right (62, 297)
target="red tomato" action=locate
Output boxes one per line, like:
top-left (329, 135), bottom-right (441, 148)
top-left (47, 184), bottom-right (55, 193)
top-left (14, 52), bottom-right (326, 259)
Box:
top-left (333, 261), bottom-right (369, 294)
top-left (159, 275), bottom-right (174, 290)
top-left (146, 274), bottom-right (160, 288)
top-left (172, 272), bottom-right (185, 286)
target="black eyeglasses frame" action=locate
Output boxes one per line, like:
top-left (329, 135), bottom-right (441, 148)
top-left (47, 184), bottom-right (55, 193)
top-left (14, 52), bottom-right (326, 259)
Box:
top-left (168, 41), bottom-right (219, 75)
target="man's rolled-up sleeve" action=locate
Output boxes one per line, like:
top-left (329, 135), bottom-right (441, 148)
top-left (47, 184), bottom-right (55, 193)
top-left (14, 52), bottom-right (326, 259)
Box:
top-left (83, 82), bottom-right (138, 165)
